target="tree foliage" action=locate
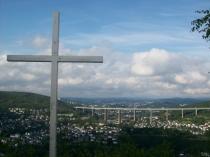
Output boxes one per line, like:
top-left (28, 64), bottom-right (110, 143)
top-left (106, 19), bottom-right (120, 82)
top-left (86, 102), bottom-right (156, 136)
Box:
top-left (191, 10), bottom-right (210, 42)
top-left (1, 128), bottom-right (209, 157)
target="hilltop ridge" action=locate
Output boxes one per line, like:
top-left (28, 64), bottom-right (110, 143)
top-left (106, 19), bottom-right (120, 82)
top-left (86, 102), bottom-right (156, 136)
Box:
top-left (0, 91), bottom-right (66, 108)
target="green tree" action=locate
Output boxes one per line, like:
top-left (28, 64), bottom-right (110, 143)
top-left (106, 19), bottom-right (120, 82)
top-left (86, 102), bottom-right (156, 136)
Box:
top-left (150, 141), bottom-right (175, 157)
top-left (191, 10), bottom-right (210, 42)
top-left (206, 130), bottom-right (210, 154)
top-left (3, 143), bottom-right (35, 157)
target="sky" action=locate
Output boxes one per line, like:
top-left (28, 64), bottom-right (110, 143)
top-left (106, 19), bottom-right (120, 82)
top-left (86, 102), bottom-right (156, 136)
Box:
top-left (1, 0), bottom-right (210, 98)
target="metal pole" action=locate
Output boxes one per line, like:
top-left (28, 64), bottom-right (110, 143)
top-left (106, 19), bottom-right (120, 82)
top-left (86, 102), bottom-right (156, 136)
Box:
top-left (118, 109), bottom-right (121, 124)
top-left (134, 109), bottom-right (136, 121)
top-left (104, 109), bottom-right (107, 121)
top-left (150, 110), bottom-right (152, 124)
top-left (92, 108), bottom-right (95, 117)
top-left (50, 11), bottom-right (59, 157)
top-left (166, 110), bottom-right (168, 121)
top-left (182, 109), bottom-right (184, 118)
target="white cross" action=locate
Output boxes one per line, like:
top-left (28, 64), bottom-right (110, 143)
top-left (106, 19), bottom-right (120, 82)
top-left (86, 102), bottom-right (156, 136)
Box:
top-left (7, 11), bottom-right (103, 157)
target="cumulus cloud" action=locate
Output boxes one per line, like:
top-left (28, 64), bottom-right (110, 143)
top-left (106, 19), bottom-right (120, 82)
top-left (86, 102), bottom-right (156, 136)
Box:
top-left (1, 36), bottom-right (210, 98)
top-left (131, 48), bottom-right (183, 76)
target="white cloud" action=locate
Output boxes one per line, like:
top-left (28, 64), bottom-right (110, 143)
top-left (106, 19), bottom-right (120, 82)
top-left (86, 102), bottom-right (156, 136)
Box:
top-left (20, 73), bottom-right (37, 81)
top-left (1, 36), bottom-right (210, 98)
top-left (175, 75), bottom-right (188, 84)
top-left (175, 71), bottom-right (206, 84)
top-left (155, 82), bottom-right (177, 90)
top-left (58, 77), bottom-right (83, 85)
top-left (184, 88), bottom-right (210, 94)
top-left (124, 77), bottom-right (137, 84)
top-left (30, 36), bottom-right (51, 49)
top-left (131, 48), bottom-right (183, 76)
top-left (105, 79), bottom-right (113, 84)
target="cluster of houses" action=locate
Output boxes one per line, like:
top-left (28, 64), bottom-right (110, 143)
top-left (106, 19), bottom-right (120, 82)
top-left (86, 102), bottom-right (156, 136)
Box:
top-left (57, 123), bottom-right (121, 144)
top-left (1, 130), bottom-right (47, 145)
top-left (0, 108), bottom-right (50, 145)
top-left (171, 121), bottom-right (210, 134)
top-left (1, 107), bottom-right (122, 146)
top-left (9, 108), bottom-right (48, 115)
top-left (133, 116), bottom-right (210, 135)
top-left (0, 107), bottom-right (210, 147)
top-left (1, 122), bottom-right (121, 146)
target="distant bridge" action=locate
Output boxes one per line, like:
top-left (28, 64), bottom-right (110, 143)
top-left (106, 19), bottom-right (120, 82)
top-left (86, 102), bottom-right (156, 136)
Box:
top-left (75, 107), bottom-right (210, 124)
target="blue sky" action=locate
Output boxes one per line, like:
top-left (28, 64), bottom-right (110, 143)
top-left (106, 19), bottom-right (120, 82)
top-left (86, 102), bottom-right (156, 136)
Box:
top-left (1, 0), bottom-right (210, 98)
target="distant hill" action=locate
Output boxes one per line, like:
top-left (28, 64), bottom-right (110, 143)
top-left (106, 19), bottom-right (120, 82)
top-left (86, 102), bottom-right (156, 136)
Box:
top-left (183, 100), bottom-right (210, 108)
top-left (0, 91), bottom-right (67, 108)
top-left (1, 91), bottom-right (208, 109)
top-left (158, 97), bottom-right (209, 105)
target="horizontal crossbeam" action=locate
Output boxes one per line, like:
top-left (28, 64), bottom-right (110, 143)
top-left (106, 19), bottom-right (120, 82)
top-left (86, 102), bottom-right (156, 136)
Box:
top-left (7, 55), bottom-right (103, 63)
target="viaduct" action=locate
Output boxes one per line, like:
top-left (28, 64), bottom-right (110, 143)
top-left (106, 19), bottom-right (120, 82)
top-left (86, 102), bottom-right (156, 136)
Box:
top-left (75, 107), bottom-right (210, 124)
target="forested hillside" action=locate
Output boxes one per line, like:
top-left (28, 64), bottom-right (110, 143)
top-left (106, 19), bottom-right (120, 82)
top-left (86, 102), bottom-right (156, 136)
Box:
top-left (0, 91), bottom-right (66, 109)
top-left (184, 100), bottom-right (210, 108)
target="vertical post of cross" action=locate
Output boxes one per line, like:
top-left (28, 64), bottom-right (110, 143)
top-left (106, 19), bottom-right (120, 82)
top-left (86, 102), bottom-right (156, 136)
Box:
top-left (182, 109), bottom-right (184, 118)
top-left (195, 108), bottom-right (198, 116)
top-left (104, 109), bottom-right (107, 121)
top-left (92, 108), bottom-right (95, 117)
top-left (133, 108), bottom-right (136, 121)
top-left (118, 109), bottom-right (121, 124)
top-left (50, 11), bottom-right (59, 157)
top-left (166, 110), bottom-right (168, 121)
top-left (150, 110), bottom-right (152, 124)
